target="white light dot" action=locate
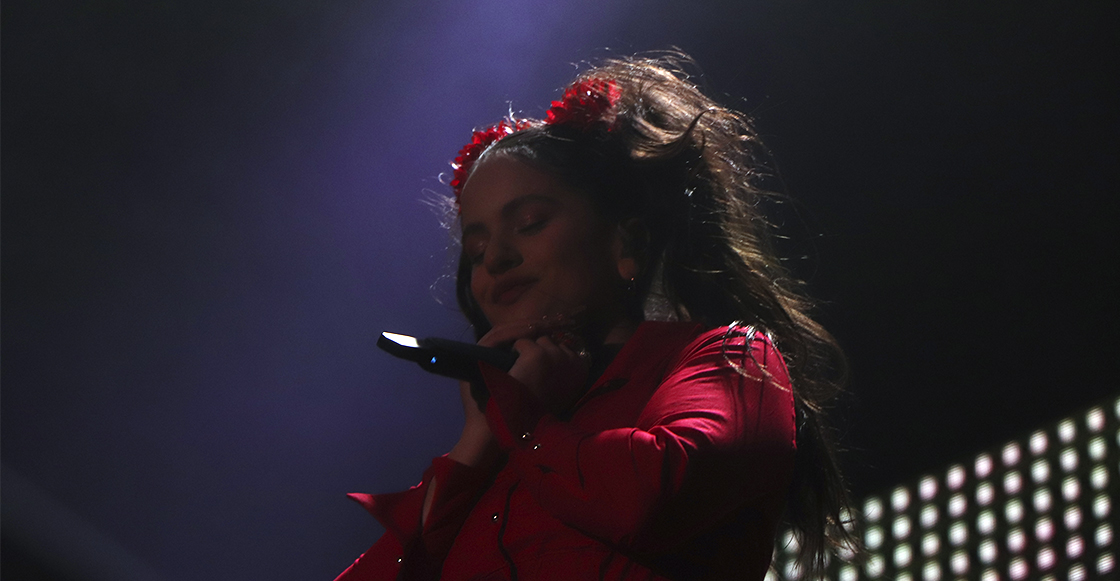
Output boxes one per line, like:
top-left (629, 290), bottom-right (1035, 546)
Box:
top-left (1008, 527), bottom-right (1027, 553)
top-left (864, 497), bottom-right (883, 522)
top-left (948, 494), bottom-right (967, 518)
top-left (1089, 437), bottom-right (1107, 461)
top-left (976, 482), bottom-right (994, 506)
top-left (1034, 488), bottom-right (1053, 513)
top-left (951, 550), bottom-right (969, 575)
top-left (975, 453), bottom-right (994, 478)
top-left (839, 565), bottom-right (858, 581)
top-left (1036, 517), bottom-right (1055, 542)
top-left (1030, 431), bottom-right (1049, 455)
top-left (1062, 476), bottom-right (1081, 502)
top-left (922, 561), bottom-right (941, 581)
top-left (979, 539), bottom-right (998, 564)
top-left (1058, 419), bottom-right (1077, 443)
top-left (950, 521), bottom-right (968, 546)
top-left (1038, 545), bottom-right (1056, 571)
top-left (1095, 493), bottom-right (1111, 519)
top-left (922, 532), bottom-right (939, 556)
top-left (867, 555), bottom-right (885, 578)
top-left (947, 464), bottom-right (966, 490)
top-left (894, 515), bottom-right (912, 539)
top-left (920, 504), bottom-right (938, 529)
top-left (1004, 471), bottom-right (1023, 494)
top-left (1099, 552), bottom-right (1116, 575)
top-left (1068, 534), bottom-right (1084, 558)
top-left (920, 475), bottom-right (938, 500)
top-left (1006, 498), bottom-right (1024, 524)
top-left (1098, 523), bottom-right (1113, 547)
top-left (1032, 459), bottom-right (1051, 484)
top-left (978, 510), bottom-right (996, 535)
top-left (1003, 442), bottom-right (1022, 466)
top-left (894, 544), bottom-right (912, 567)
top-left (1069, 562), bottom-right (1086, 581)
top-left (1066, 506), bottom-right (1083, 530)
top-left (1009, 557), bottom-right (1029, 580)
top-left (866, 525), bottom-right (884, 550)
top-left (892, 487), bottom-right (911, 512)
top-left (1060, 447), bottom-right (1079, 472)
top-left (981, 568), bottom-right (998, 581)
top-left (1091, 465), bottom-right (1109, 490)
top-left (1087, 407), bottom-right (1106, 432)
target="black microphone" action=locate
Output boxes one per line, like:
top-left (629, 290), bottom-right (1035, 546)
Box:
top-left (376, 332), bottom-right (518, 383)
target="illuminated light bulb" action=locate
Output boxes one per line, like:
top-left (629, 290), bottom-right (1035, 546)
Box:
top-left (1091, 465), bottom-right (1108, 490)
top-left (894, 544), bottom-right (912, 567)
top-left (1032, 459), bottom-right (1050, 484)
top-left (979, 539), bottom-right (998, 563)
top-left (1094, 493), bottom-right (1111, 519)
top-left (1065, 506), bottom-right (1082, 530)
top-left (1009, 557), bottom-right (1029, 580)
top-left (1087, 406), bottom-right (1105, 432)
top-left (1004, 471), bottom-right (1023, 495)
top-left (1006, 498), bottom-right (1024, 524)
top-left (1060, 447), bottom-right (1079, 473)
top-left (976, 482), bottom-right (994, 506)
top-left (867, 555), bottom-right (885, 578)
top-left (949, 521), bottom-right (968, 546)
top-left (1036, 517), bottom-right (1055, 542)
top-left (948, 493), bottom-right (967, 518)
top-left (892, 487), bottom-right (911, 512)
top-left (1089, 436), bottom-right (1106, 461)
top-left (1030, 430), bottom-right (1048, 455)
top-left (1067, 534), bottom-right (1084, 558)
top-left (1062, 476), bottom-right (1081, 502)
top-left (1058, 419), bottom-right (1076, 443)
top-left (1037, 545), bottom-right (1056, 571)
top-left (920, 475), bottom-right (938, 500)
top-left (975, 453), bottom-right (994, 478)
top-left (1008, 527), bottom-right (1026, 553)
top-left (922, 532), bottom-right (939, 556)
top-left (866, 526), bottom-right (884, 550)
top-left (1069, 562), bottom-right (1086, 581)
top-left (864, 497), bottom-right (883, 522)
top-left (1098, 523), bottom-right (1113, 547)
top-left (920, 505), bottom-right (938, 529)
top-left (950, 550), bottom-right (969, 575)
top-left (1099, 552), bottom-right (1115, 575)
top-left (922, 561), bottom-right (941, 581)
top-left (894, 515), bottom-right (912, 539)
top-left (978, 510), bottom-right (996, 535)
top-left (1034, 488), bottom-right (1052, 513)
top-left (947, 464), bottom-right (966, 490)
top-left (1003, 442), bottom-right (1022, 466)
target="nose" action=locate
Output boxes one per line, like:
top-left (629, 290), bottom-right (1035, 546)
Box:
top-left (484, 236), bottom-right (522, 275)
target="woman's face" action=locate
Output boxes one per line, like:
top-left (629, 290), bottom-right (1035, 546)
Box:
top-left (459, 155), bottom-right (624, 329)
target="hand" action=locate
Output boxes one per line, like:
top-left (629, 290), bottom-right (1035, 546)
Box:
top-left (479, 316), bottom-right (592, 415)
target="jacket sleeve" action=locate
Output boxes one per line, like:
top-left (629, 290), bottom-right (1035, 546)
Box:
top-left (481, 329), bottom-right (797, 551)
top-left (334, 455), bottom-right (497, 581)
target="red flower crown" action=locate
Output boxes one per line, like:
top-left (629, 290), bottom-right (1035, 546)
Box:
top-left (449, 79), bottom-right (621, 201)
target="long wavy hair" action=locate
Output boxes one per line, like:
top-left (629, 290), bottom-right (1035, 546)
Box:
top-left (449, 53), bottom-right (859, 577)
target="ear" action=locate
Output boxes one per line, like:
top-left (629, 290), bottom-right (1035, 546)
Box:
top-left (612, 218), bottom-right (647, 281)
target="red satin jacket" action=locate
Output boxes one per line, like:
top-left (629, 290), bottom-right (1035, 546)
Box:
top-left (336, 322), bottom-right (796, 581)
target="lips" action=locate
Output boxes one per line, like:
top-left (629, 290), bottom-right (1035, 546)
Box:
top-left (491, 277), bottom-right (537, 306)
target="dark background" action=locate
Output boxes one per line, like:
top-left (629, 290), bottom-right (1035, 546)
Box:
top-left (3, 1), bottom-right (1117, 579)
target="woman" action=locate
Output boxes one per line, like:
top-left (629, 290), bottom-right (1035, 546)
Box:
top-left (337, 54), bottom-right (856, 580)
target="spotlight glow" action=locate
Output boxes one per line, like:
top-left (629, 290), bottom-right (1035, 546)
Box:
top-left (978, 510), bottom-right (996, 535)
top-left (951, 550), bottom-right (969, 575)
top-left (1036, 517), bottom-right (1055, 542)
top-left (919, 475), bottom-right (938, 500)
top-left (1062, 476), bottom-right (1080, 502)
top-left (920, 504), bottom-right (938, 528)
top-left (922, 560), bottom-right (941, 581)
top-left (922, 532), bottom-right (939, 556)
top-left (894, 544), bottom-right (912, 567)
top-left (1065, 506), bottom-right (1082, 530)
top-left (1004, 471), bottom-right (1023, 495)
top-left (1086, 406), bottom-right (1105, 432)
top-left (979, 538), bottom-right (998, 563)
top-left (1058, 419), bottom-right (1076, 443)
top-left (948, 493), bottom-right (967, 517)
top-left (1009, 557), bottom-right (1029, 580)
top-left (1037, 545), bottom-right (1055, 571)
top-left (947, 464), bottom-right (966, 490)
top-left (1069, 562), bottom-right (1086, 581)
top-left (976, 482), bottom-right (994, 506)
top-left (1003, 442), bottom-right (1021, 466)
top-left (1030, 430), bottom-right (1048, 455)
top-left (866, 525), bottom-right (884, 550)
top-left (1060, 447), bottom-right (1079, 472)
top-left (1094, 493), bottom-right (1111, 519)
top-left (1099, 552), bottom-right (1115, 575)
top-left (892, 487), bottom-right (911, 512)
top-left (864, 497), bottom-right (883, 522)
top-left (1034, 488), bottom-right (1052, 512)
top-left (975, 453), bottom-right (994, 478)
top-left (1006, 498), bottom-right (1024, 524)
top-left (1097, 523), bottom-right (1113, 547)
top-left (867, 555), bottom-right (885, 578)
top-left (1067, 534), bottom-right (1084, 558)
top-left (1032, 459), bottom-right (1050, 484)
top-left (1088, 436), bottom-right (1107, 461)
top-left (1091, 465), bottom-right (1108, 490)
top-left (949, 521), bottom-right (968, 546)
top-left (981, 568), bottom-right (998, 581)
top-left (894, 515), bottom-right (912, 539)
top-left (1008, 527), bottom-right (1026, 553)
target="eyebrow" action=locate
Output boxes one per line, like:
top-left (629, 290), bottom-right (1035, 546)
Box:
top-left (461, 194), bottom-right (562, 239)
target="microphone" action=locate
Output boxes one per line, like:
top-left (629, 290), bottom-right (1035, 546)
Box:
top-left (377, 332), bottom-right (519, 383)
